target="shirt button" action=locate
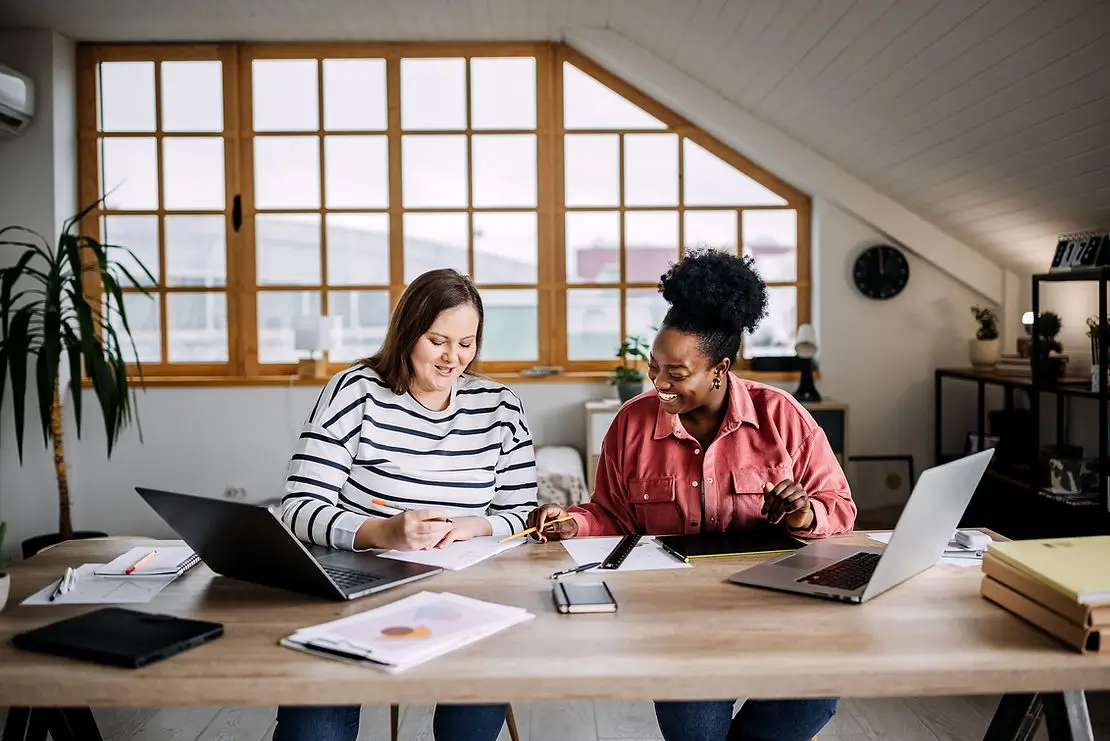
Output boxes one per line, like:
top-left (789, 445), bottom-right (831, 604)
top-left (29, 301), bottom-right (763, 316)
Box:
top-left (643, 493), bottom-right (649, 500)
top-left (692, 481), bottom-right (699, 487)
top-left (694, 449), bottom-right (701, 455)
top-left (707, 477), bottom-right (713, 484)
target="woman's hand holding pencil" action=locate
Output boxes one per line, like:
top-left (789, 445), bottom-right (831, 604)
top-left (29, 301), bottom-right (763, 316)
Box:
top-left (519, 504), bottom-right (579, 542)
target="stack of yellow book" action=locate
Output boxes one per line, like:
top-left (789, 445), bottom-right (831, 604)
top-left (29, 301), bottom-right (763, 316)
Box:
top-left (980, 536), bottom-right (1110, 654)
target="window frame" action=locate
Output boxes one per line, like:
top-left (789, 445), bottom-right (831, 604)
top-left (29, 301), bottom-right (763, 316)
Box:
top-left (76, 42), bottom-right (811, 385)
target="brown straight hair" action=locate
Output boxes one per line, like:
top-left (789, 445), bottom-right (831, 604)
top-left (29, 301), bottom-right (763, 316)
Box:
top-left (361, 269), bottom-right (485, 395)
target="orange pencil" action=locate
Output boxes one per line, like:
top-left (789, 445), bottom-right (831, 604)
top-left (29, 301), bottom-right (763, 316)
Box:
top-left (371, 498), bottom-right (452, 523)
top-left (500, 516), bottom-right (573, 542)
top-left (124, 550), bottom-right (157, 575)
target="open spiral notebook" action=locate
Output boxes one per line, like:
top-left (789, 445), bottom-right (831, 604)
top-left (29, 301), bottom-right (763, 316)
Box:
top-left (93, 542), bottom-right (201, 577)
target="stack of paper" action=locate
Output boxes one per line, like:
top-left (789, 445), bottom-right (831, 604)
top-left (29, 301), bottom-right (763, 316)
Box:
top-left (281, 591), bottom-right (534, 673)
top-left (981, 536), bottom-right (1110, 654)
top-left (377, 536), bottom-right (524, 571)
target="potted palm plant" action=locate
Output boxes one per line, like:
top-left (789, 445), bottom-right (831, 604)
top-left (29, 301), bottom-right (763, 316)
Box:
top-left (0, 521), bottom-right (9, 612)
top-left (611, 335), bottom-right (650, 402)
top-left (1, 202), bottom-right (153, 558)
top-left (969, 305), bottom-right (1000, 368)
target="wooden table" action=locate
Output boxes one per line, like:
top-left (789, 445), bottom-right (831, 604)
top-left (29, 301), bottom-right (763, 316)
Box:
top-left (0, 533), bottom-right (1107, 740)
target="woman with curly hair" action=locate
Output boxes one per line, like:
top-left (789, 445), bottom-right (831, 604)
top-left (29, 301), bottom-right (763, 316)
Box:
top-left (528, 249), bottom-right (855, 741)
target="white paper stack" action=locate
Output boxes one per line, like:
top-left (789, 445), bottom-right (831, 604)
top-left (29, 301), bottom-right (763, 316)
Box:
top-left (377, 536), bottom-right (524, 571)
top-left (281, 591), bottom-right (534, 673)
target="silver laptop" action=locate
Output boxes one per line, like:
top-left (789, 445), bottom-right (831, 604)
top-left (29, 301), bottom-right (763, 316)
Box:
top-left (137, 487), bottom-right (442, 601)
top-left (729, 449), bottom-right (994, 603)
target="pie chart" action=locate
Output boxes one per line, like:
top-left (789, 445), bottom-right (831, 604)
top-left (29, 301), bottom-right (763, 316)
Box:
top-left (380, 625), bottom-right (432, 640)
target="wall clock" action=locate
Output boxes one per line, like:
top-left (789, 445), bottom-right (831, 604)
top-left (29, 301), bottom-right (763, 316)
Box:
top-left (853, 244), bottom-right (909, 300)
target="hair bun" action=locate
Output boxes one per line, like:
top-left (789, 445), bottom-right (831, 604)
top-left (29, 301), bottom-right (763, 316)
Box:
top-left (659, 248), bottom-right (768, 334)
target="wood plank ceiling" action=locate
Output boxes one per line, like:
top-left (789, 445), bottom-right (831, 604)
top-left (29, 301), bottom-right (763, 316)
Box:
top-left (1, 0), bottom-right (1107, 274)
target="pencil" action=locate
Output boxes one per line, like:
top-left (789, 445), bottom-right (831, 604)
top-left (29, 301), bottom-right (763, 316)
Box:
top-left (370, 498), bottom-right (452, 523)
top-left (124, 550), bottom-right (157, 575)
top-left (500, 516), bottom-right (574, 542)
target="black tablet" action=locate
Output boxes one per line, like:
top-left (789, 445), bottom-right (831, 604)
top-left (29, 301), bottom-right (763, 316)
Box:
top-left (12, 607), bottom-right (223, 669)
top-left (656, 529), bottom-right (806, 560)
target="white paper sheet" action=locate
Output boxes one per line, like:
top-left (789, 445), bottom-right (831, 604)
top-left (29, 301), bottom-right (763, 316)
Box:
top-left (93, 542), bottom-right (198, 576)
top-left (560, 536), bottom-right (692, 572)
top-left (21, 564), bottom-right (177, 605)
top-left (378, 536), bottom-right (525, 571)
top-left (866, 531), bottom-right (986, 568)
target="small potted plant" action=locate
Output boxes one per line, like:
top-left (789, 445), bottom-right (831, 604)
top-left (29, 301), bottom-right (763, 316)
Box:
top-left (1031, 311), bottom-right (1065, 384)
top-left (0, 521), bottom-right (9, 612)
top-left (611, 335), bottom-right (650, 402)
top-left (969, 305), bottom-right (1001, 368)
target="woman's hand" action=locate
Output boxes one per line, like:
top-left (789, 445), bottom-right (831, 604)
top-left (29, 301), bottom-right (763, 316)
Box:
top-left (432, 516), bottom-right (492, 549)
top-left (762, 480), bottom-right (814, 530)
top-left (526, 504), bottom-right (578, 542)
top-left (355, 509), bottom-right (453, 550)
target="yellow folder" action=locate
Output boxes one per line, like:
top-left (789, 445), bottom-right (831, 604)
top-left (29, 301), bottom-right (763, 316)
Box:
top-left (985, 536), bottom-right (1110, 605)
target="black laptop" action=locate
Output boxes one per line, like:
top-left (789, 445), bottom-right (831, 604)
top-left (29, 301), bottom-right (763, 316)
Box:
top-left (136, 487), bottom-right (442, 600)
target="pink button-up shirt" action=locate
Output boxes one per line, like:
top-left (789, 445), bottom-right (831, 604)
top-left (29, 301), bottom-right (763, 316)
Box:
top-left (570, 373), bottom-right (856, 538)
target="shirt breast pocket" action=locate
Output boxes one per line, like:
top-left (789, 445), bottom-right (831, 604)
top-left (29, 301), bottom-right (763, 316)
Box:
top-left (629, 476), bottom-right (682, 535)
top-left (728, 467), bottom-right (792, 525)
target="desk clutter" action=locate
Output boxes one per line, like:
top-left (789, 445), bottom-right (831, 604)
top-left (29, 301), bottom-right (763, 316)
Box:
top-left (980, 535), bottom-right (1110, 654)
top-left (21, 541), bottom-right (200, 606)
top-left (281, 591), bottom-right (534, 673)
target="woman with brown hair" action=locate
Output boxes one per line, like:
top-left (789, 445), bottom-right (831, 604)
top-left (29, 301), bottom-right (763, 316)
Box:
top-left (274, 268), bottom-right (535, 741)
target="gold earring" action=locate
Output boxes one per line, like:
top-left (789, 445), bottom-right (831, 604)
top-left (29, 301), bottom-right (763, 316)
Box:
top-left (713, 376), bottom-right (721, 390)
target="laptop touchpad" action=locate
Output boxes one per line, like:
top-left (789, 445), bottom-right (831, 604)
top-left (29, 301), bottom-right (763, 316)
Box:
top-left (774, 553), bottom-right (840, 571)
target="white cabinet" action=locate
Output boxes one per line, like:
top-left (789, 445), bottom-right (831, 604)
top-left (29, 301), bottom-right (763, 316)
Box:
top-left (584, 399), bottom-right (621, 490)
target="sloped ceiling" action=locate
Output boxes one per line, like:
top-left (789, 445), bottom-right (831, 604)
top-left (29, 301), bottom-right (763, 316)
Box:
top-left (1, 0), bottom-right (1107, 276)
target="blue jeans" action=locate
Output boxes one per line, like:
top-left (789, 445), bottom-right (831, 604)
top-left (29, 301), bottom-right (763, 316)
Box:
top-left (273, 703), bottom-right (509, 741)
top-left (654, 698), bottom-right (838, 741)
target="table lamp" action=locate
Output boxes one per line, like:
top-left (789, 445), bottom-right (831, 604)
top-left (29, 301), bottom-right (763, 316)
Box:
top-left (293, 315), bottom-right (332, 380)
top-left (793, 323), bottom-right (821, 402)
top-left (1018, 311), bottom-right (1034, 357)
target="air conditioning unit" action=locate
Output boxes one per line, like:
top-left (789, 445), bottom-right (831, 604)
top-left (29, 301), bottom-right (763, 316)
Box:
top-left (0, 65), bottom-right (34, 137)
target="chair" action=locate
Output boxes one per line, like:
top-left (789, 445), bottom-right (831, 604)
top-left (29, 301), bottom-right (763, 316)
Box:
top-left (390, 704), bottom-right (520, 741)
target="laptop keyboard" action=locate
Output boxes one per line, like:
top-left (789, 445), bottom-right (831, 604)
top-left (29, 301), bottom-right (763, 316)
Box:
top-left (796, 551), bottom-right (881, 591)
top-left (323, 565), bottom-right (385, 592)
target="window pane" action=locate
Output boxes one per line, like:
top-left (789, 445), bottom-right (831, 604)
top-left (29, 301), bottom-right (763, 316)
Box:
top-left (168, 292), bottom-right (227, 362)
top-left (480, 289), bottom-right (537, 361)
top-left (567, 288), bottom-right (620, 360)
top-left (254, 136), bottom-right (320, 209)
top-left (252, 59), bottom-right (317, 131)
top-left (109, 293), bottom-right (160, 364)
top-left (161, 61), bottom-right (223, 132)
top-left (565, 211), bottom-right (619, 283)
top-left (401, 58), bottom-right (465, 130)
top-left (102, 215), bottom-right (158, 287)
top-left (324, 59), bottom-right (386, 131)
top-left (472, 134), bottom-right (536, 208)
top-left (685, 210), bottom-right (737, 254)
top-left (327, 213), bottom-right (389, 285)
top-left (562, 63), bottom-right (665, 130)
top-left (163, 137), bottom-right (225, 210)
top-left (328, 290), bottom-right (389, 362)
top-left (625, 211), bottom-right (678, 283)
top-left (325, 135), bottom-right (388, 209)
top-left (626, 288), bottom-right (668, 347)
top-left (473, 212), bottom-right (537, 284)
top-left (683, 139), bottom-right (787, 206)
top-left (404, 212), bottom-right (468, 283)
top-left (470, 57), bottom-right (536, 130)
top-left (258, 291), bottom-right (322, 363)
top-left (165, 215), bottom-right (226, 287)
top-left (256, 214), bottom-right (321, 285)
top-left (624, 133), bottom-right (678, 206)
top-left (564, 134), bottom-right (618, 207)
top-left (99, 62), bottom-right (154, 132)
top-left (743, 209), bottom-right (797, 282)
top-left (402, 135), bottom-right (467, 208)
top-left (744, 286), bottom-right (796, 359)
top-left (101, 137), bottom-right (158, 209)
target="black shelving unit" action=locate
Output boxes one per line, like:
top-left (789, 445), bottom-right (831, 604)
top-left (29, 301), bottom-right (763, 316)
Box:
top-left (933, 267), bottom-right (1110, 539)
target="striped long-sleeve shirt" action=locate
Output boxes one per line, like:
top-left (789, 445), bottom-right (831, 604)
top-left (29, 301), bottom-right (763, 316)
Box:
top-left (280, 365), bottom-right (538, 550)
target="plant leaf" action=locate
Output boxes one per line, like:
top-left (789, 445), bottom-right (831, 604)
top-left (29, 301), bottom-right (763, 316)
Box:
top-left (61, 324), bottom-right (84, 438)
top-left (5, 307), bottom-right (35, 462)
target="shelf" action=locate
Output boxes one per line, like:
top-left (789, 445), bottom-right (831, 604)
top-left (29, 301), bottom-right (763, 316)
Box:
top-left (1033, 266), bottom-right (1110, 282)
top-left (981, 467), bottom-right (1102, 508)
top-left (936, 367), bottom-right (1103, 399)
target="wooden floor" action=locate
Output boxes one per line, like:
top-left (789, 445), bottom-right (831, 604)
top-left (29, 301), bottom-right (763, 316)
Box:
top-left (7, 694), bottom-right (1104, 740)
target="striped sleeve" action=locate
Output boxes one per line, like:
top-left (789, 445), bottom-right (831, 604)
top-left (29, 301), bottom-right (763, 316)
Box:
top-left (485, 392), bottom-right (538, 537)
top-left (279, 370), bottom-right (369, 549)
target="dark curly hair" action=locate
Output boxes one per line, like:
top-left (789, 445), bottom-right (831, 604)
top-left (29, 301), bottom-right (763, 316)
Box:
top-left (658, 248), bottom-right (768, 364)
